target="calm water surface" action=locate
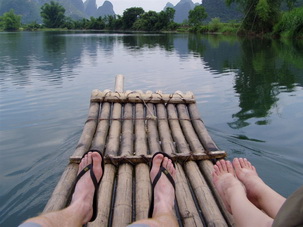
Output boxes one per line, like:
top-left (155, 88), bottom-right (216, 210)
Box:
top-left (0, 31), bottom-right (303, 226)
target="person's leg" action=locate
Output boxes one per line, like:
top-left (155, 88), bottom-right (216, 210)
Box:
top-left (21, 152), bottom-right (103, 227)
top-left (212, 159), bottom-right (273, 227)
top-left (130, 153), bottom-right (178, 227)
top-left (233, 158), bottom-right (286, 218)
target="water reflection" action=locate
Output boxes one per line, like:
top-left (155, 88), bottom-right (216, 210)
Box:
top-left (229, 38), bottom-right (302, 128)
top-left (1, 31), bottom-right (303, 227)
top-left (1, 32), bottom-right (302, 128)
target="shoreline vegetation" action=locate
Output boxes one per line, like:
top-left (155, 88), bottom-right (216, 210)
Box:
top-left (0, 1), bottom-right (302, 39)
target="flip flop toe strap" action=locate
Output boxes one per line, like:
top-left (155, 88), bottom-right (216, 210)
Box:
top-left (152, 166), bottom-right (175, 189)
top-left (75, 164), bottom-right (98, 189)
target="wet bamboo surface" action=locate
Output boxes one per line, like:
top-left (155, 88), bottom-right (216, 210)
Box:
top-left (44, 75), bottom-right (234, 227)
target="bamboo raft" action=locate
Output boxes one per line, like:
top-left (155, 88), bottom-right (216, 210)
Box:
top-left (44, 75), bottom-right (235, 227)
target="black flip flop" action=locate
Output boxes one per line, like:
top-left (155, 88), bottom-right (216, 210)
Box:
top-left (73, 150), bottom-right (104, 222)
top-left (148, 152), bottom-right (176, 218)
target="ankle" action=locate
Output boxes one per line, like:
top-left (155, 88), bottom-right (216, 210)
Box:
top-left (153, 201), bottom-right (174, 217)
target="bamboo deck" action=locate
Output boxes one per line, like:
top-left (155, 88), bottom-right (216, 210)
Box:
top-left (44, 75), bottom-right (235, 227)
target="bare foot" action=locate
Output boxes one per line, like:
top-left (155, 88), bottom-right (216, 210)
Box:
top-left (150, 153), bottom-right (176, 217)
top-left (71, 152), bottom-right (103, 224)
top-left (233, 158), bottom-right (264, 208)
top-left (212, 159), bottom-right (245, 214)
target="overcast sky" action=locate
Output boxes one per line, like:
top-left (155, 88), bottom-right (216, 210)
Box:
top-left (96, 0), bottom-right (201, 15)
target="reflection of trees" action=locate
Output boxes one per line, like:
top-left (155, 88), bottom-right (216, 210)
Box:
top-left (229, 38), bottom-right (299, 129)
top-left (0, 31), bottom-right (117, 88)
top-left (189, 36), bottom-right (302, 129)
top-left (200, 35), bottom-right (241, 74)
top-left (121, 33), bottom-right (175, 52)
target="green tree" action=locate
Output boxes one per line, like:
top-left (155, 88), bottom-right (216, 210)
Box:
top-left (188, 5), bottom-right (208, 26)
top-left (0, 9), bottom-right (21, 31)
top-left (226, 0), bottom-right (282, 33)
top-left (157, 7), bottom-right (176, 30)
top-left (41, 1), bottom-right (66, 28)
top-left (133, 10), bottom-right (159, 31)
top-left (122, 7), bottom-right (145, 29)
top-left (88, 16), bottom-right (105, 29)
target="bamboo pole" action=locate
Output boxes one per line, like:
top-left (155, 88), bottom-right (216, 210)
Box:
top-left (120, 103), bottom-right (133, 156)
top-left (185, 102), bottom-right (232, 224)
top-left (111, 75), bottom-right (134, 226)
top-left (115, 74), bottom-right (124, 93)
top-left (88, 164), bottom-right (116, 227)
top-left (167, 104), bottom-right (190, 154)
top-left (43, 163), bottom-right (78, 212)
top-left (135, 164), bottom-right (151, 220)
top-left (70, 152), bottom-right (226, 165)
top-left (156, 101), bottom-right (176, 155)
top-left (135, 98), bottom-right (148, 156)
top-left (91, 90), bottom-right (196, 104)
top-left (105, 76), bottom-right (124, 156)
top-left (134, 93), bottom-right (151, 220)
top-left (188, 103), bottom-right (220, 152)
top-left (176, 103), bottom-right (205, 155)
top-left (90, 101), bottom-right (111, 153)
top-left (105, 102), bottom-right (121, 156)
top-left (74, 101), bottom-right (100, 157)
top-left (185, 161), bottom-right (227, 227)
top-left (146, 92), bottom-right (161, 155)
top-left (175, 163), bottom-right (203, 226)
top-left (112, 164), bottom-right (133, 227)
top-left (88, 95), bottom-right (117, 226)
top-left (187, 103), bottom-right (231, 224)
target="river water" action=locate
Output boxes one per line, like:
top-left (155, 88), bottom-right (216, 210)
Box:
top-left (0, 31), bottom-right (303, 226)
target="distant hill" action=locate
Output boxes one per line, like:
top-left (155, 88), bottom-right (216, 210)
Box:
top-left (96, 1), bottom-right (115, 17)
top-left (164, 0), bottom-right (200, 23)
top-left (164, 0), bottom-right (242, 23)
top-left (202, 0), bottom-right (242, 22)
top-left (0, 0), bottom-right (115, 23)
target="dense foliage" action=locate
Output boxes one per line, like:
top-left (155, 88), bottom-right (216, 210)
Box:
top-left (226, 0), bottom-right (282, 33)
top-left (188, 5), bottom-right (208, 26)
top-left (122, 7), bottom-right (145, 29)
top-left (45, 6), bottom-right (178, 31)
top-left (0, 9), bottom-right (21, 31)
top-left (132, 8), bottom-right (177, 31)
top-left (41, 1), bottom-right (66, 28)
top-left (1, 1), bottom-right (303, 38)
top-left (273, 5), bottom-right (303, 37)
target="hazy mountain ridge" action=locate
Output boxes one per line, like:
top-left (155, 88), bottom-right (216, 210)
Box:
top-left (164, 0), bottom-right (242, 23)
top-left (0, 0), bottom-right (243, 25)
top-left (0, 0), bottom-right (115, 23)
